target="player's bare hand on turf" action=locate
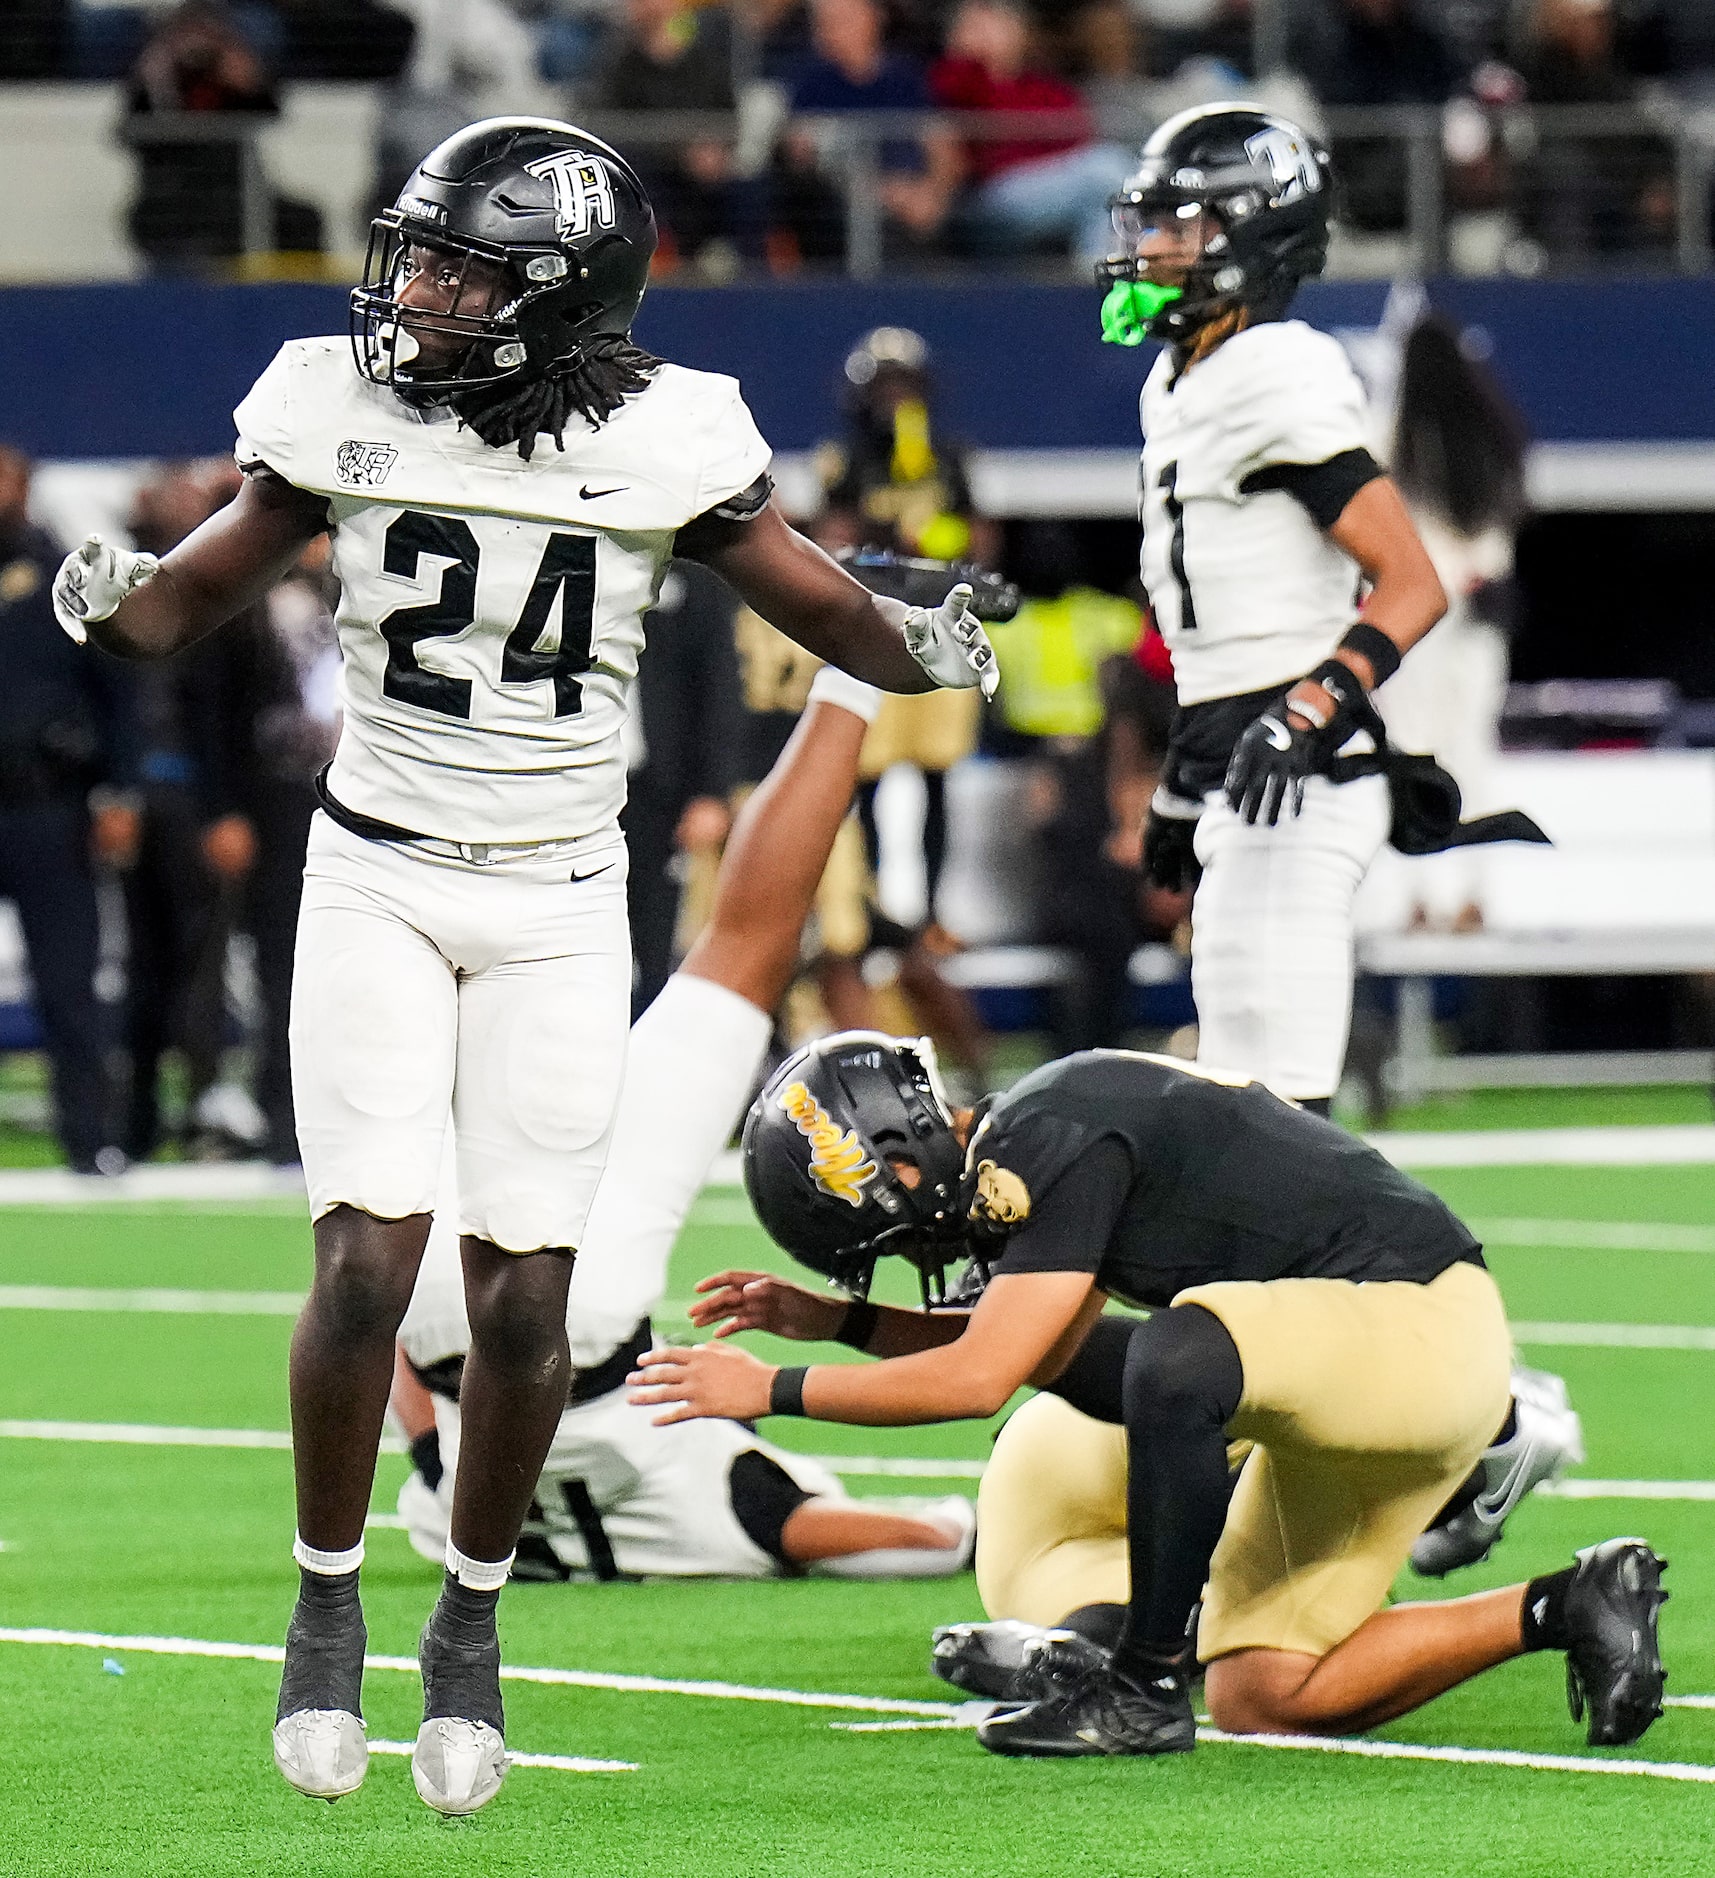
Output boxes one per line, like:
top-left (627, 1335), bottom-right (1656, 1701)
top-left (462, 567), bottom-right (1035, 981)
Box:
top-left (629, 1340), bottom-right (775, 1424)
top-left (688, 1269), bottom-right (847, 1342)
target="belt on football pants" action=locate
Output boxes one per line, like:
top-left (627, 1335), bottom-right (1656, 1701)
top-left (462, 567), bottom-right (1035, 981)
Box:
top-left (313, 765), bottom-right (596, 866)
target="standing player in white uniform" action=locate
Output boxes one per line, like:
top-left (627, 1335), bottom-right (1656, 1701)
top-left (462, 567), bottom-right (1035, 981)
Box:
top-left (51, 117), bottom-right (995, 1816)
top-left (1101, 103), bottom-right (1448, 1118)
top-left (1094, 103), bottom-right (1580, 1587)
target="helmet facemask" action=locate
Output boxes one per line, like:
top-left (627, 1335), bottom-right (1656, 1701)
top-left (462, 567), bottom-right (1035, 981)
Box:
top-left (352, 211), bottom-right (580, 409)
top-left (1098, 187), bottom-right (1259, 347)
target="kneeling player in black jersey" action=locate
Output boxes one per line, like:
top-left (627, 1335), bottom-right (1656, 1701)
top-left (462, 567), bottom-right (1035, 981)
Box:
top-left (631, 1043), bottom-right (1667, 1758)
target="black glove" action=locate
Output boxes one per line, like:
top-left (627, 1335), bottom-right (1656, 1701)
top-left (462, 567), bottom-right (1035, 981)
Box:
top-left (1224, 660), bottom-right (1368, 827)
top-left (835, 546), bottom-right (1021, 623)
top-left (1142, 800), bottom-right (1202, 891)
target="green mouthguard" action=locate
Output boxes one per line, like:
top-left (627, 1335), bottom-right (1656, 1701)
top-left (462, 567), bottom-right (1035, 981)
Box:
top-left (1100, 279), bottom-right (1182, 347)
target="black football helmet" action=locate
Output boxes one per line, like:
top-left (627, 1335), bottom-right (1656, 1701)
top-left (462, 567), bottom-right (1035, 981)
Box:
top-left (742, 1033), bottom-right (973, 1304)
top-left (351, 116), bottom-right (658, 409)
top-left (1099, 104), bottom-right (1333, 346)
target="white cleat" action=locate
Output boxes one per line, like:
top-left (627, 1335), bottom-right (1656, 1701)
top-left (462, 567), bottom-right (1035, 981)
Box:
top-left (273, 1708), bottom-right (369, 1801)
top-left (412, 1717), bottom-right (508, 1816)
top-left (1411, 1364), bottom-right (1586, 1576)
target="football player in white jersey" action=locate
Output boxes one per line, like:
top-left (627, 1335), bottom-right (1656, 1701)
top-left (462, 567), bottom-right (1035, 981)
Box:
top-left (1096, 103), bottom-right (1579, 1600)
top-left (1101, 104), bottom-right (1447, 1117)
top-left (50, 117), bottom-right (996, 1816)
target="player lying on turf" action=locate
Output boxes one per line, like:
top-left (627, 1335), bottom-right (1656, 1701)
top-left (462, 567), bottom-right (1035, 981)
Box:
top-left (53, 117), bottom-right (996, 1816)
top-left (928, 1355), bottom-right (1583, 1703)
top-left (391, 666), bottom-right (973, 1584)
top-left (631, 1042), bottom-right (1668, 1758)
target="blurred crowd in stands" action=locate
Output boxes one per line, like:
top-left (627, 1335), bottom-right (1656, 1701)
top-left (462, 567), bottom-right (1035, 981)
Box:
top-left (3, 0), bottom-right (1714, 271)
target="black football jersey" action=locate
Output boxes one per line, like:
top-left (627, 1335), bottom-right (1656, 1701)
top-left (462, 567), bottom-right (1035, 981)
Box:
top-left (967, 1051), bottom-right (1481, 1309)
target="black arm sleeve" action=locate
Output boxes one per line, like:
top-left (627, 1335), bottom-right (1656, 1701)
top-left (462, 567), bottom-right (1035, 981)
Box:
top-left (1239, 447), bottom-right (1383, 531)
top-left (672, 473), bottom-right (774, 564)
top-left (988, 1137), bottom-right (1134, 1281)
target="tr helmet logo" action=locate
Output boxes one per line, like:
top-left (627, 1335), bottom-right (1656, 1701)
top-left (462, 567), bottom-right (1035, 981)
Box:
top-left (525, 152), bottom-right (618, 240)
top-left (1243, 126), bottom-right (1321, 203)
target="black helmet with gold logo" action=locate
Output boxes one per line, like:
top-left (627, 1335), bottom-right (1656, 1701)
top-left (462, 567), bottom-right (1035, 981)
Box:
top-left (741, 1032), bottom-right (970, 1303)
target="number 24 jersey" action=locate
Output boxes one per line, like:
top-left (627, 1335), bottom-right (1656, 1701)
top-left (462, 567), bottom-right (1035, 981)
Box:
top-left (1139, 319), bottom-right (1371, 707)
top-left (234, 337), bottom-right (771, 843)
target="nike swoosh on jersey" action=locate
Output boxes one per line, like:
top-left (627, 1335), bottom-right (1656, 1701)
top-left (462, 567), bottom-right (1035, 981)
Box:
top-left (570, 860), bottom-right (616, 883)
top-left (580, 484), bottom-right (627, 500)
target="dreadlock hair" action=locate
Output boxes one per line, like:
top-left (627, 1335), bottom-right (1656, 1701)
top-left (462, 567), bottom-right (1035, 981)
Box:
top-left (456, 335), bottom-right (664, 461)
top-left (1393, 314), bottom-right (1529, 538)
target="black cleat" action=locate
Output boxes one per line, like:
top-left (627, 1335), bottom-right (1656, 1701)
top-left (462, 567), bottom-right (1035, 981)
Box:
top-left (976, 1655), bottom-right (1196, 1759)
top-left (931, 1619), bottom-right (1055, 1701)
top-left (1562, 1538), bottom-right (1668, 1747)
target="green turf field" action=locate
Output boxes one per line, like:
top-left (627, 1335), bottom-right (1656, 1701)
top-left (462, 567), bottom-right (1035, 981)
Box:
top-left (3, 1161), bottom-right (1714, 1877)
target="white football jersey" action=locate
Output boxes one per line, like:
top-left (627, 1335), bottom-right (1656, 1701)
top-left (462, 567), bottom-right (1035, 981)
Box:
top-left (1139, 320), bottom-right (1371, 706)
top-left (234, 338), bottom-right (771, 842)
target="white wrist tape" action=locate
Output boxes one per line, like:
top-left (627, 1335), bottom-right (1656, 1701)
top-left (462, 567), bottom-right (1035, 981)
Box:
top-left (807, 663), bottom-right (884, 724)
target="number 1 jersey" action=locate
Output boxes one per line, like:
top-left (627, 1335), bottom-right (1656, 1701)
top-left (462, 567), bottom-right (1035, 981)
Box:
top-left (234, 337), bottom-right (771, 842)
top-left (1139, 320), bottom-right (1371, 706)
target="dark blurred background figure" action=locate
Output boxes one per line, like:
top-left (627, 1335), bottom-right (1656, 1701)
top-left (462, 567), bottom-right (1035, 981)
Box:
top-left (122, 1), bottom-right (323, 270)
top-left (1513, 0), bottom-right (1676, 263)
top-left (986, 520), bottom-right (1178, 1055)
top-left (817, 327), bottom-right (994, 947)
top-left (1290, 0), bottom-right (1464, 232)
top-left (929, 0), bottom-right (1132, 261)
top-left (780, 0), bottom-right (961, 262)
top-left (622, 560), bottom-right (745, 1017)
top-left (0, 444), bottom-right (139, 1174)
top-left (195, 533), bottom-right (340, 1163)
top-left (122, 460), bottom-right (252, 1161)
top-left (1376, 309), bottom-right (1529, 932)
top-left (586, 0), bottom-right (754, 273)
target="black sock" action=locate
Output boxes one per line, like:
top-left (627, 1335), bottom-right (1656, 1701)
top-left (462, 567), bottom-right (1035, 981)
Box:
top-left (1059, 1603), bottom-right (1127, 1652)
top-left (297, 1564), bottom-right (361, 1613)
top-left (421, 1573), bottom-right (504, 1730)
top-left (1520, 1566), bottom-right (1577, 1651)
top-left (1110, 1304), bottom-right (1244, 1685)
top-left (278, 1568), bottom-right (365, 1722)
top-left (410, 1428), bottom-right (444, 1492)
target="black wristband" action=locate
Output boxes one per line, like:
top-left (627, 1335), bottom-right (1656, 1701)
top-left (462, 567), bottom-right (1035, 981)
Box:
top-left (1338, 621), bottom-right (1402, 686)
top-left (836, 1300), bottom-right (880, 1351)
top-left (769, 1366), bottom-right (809, 1417)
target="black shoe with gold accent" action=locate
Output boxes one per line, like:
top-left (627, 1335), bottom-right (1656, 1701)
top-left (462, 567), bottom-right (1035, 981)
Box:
top-left (975, 1654), bottom-right (1196, 1759)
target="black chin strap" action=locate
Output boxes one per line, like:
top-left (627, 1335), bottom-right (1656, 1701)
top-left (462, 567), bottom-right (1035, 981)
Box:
top-left (455, 335), bottom-right (663, 460)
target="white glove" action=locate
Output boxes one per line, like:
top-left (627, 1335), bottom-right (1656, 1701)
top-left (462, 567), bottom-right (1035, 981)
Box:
top-left (52, 535), bottom-right (161, 645)
top-left (901, 583), bottom-right (1000, 699)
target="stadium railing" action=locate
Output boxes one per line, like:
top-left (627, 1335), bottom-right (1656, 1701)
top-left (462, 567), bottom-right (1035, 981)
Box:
top-left (2, 87), bottom-right (1713, 282)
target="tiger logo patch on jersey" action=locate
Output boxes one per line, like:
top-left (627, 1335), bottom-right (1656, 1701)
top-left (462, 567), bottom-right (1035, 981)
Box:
top-left (970, 1159), bottom-right (1031, 1227)
top-left (778, 1080), bottom-right (878, 1207)
top-left (335, 441), bottom-right (399, 488)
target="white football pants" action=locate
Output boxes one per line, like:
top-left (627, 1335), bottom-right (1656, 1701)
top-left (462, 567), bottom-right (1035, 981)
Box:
top-left (290, 811), bottom-right (632, 1253)
top-left (1191, 772), bottom-right (1391, 1102)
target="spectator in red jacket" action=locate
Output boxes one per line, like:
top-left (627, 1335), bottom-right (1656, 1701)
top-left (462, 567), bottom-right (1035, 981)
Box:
top-left (930, 0), bottom-right (1132, 259)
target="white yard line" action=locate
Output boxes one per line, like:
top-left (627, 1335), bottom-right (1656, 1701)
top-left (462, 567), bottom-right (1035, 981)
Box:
top-left (1513, 1321), bottom-right (1715, 1349)
top-left (0, 1165), bottom-right (306, 1205)
top-left (0, 1284), bottom-right (305, 1315)
top-left (13, 1420), bottom-right (1715, 1498)
top-left (1364, 1127), bottom-right (1715, 1168)
top-left (1540, 1479), bottom-right (1715, 1501)
top-left (366, 1739), bottom-right (637, 1774)
top-left (0, 1628), bottom-right (955, 1717)
top-left (1477, 1219), bottom-right (1715, 1255)
top-left (1667, 1697), bottom-right (1715, 1710)
top-left (7, 1625), bottom-right (1710, 1784)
